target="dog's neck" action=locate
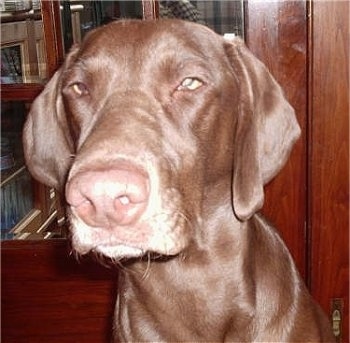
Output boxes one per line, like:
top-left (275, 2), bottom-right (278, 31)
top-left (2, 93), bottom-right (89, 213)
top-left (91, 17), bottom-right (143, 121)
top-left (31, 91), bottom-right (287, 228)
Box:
top-left (115, 182), bottom-right (256, 341)
top-left (120, 178), bottom-right (254, 286)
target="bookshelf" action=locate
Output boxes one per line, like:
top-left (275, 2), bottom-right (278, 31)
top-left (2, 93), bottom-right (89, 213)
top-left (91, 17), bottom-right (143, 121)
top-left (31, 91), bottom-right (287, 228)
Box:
top-left (1, 1), bottom-right (64, 240)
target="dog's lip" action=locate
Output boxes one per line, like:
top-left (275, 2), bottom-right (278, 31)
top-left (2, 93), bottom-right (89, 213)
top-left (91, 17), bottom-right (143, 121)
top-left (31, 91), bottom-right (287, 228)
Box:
top-left (90, 235), bottom-right (146, 251)
top-left (97, 241), bottom-right (141, 250)
top-left (90, 237), bottom-right (182, 258)
top-left (89, 242), bottom-right (145, 258)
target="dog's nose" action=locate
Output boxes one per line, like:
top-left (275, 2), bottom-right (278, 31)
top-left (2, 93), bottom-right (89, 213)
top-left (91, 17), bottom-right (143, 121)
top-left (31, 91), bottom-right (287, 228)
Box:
top-left (66, 166), bottom-right (149, 227)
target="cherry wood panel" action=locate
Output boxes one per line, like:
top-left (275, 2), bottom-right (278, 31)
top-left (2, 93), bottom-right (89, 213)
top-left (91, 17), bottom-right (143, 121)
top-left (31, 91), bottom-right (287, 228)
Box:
top-left (309, 1), bottom-right (349, 342)
top-left (142, 0), bottom-right (159, 20)
top-left (1, 84), bottom-right (44, 101)
top-left (244, 1), bottom-right (308, 278)
top-left (2, 1), bottom-right (64, 101)
top-left (41, 0), bottom-right (65, 76)
top-left (1, 240), bottom-right (117, 343)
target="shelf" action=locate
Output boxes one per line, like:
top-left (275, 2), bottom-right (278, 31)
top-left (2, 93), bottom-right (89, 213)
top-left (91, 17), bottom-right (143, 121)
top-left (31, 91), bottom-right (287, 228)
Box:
top-left (11, 208), bottom-right (42, 235)
top-left (1, 83), bottom-right (44, 101)
top-left (0, 11), bottom-right (42, 24)
top-left (1, 163), bottom-right (26, 187)
top-left (1, 1), bottom-right (65, 242)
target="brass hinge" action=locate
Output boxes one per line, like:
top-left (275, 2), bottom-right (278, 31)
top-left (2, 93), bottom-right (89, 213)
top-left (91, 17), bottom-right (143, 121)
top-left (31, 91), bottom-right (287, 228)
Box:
top-left (331, 298), bottom-right (343, 342)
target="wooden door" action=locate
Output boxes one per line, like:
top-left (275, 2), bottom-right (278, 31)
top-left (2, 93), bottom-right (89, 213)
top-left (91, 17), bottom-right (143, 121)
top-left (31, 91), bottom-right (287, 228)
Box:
top-left (245, 0), bottom-right (308, 285)
top-left (309, 2), bottom-right (349, 342)
top-left (245, 1), bottom-right (349, 341)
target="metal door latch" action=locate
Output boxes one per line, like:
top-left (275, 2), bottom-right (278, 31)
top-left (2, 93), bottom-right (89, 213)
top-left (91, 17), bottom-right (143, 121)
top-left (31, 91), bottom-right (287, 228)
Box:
top-left (331, 298), bottom-right (343, 342)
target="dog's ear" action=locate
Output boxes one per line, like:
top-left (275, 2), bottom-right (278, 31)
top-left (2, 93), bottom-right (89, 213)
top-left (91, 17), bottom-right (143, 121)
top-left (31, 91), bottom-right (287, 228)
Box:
top-left (224, 37), bottom-right (301, 221)
top-left (22, 46), bottom-right (79, 191)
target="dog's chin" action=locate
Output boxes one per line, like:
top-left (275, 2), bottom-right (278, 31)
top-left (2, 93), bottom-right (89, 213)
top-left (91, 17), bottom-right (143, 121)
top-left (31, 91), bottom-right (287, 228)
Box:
top-left (71, 238), bottom-right (188, 264)
top-left (94, 244), bottom-right (145, 259)
top-left (71, 240), bottom-right (145, 260)
top-left (69, 213), bottom-right (189, 260)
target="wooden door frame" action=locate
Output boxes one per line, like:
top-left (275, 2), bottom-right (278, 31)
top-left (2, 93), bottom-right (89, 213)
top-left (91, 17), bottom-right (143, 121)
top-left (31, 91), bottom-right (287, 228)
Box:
top-left (308, 1), bottom-right (349, 341)
top-left (245, 1), bottom-right (348, 341)
top-left (244, 0), bottom-right (308, 278)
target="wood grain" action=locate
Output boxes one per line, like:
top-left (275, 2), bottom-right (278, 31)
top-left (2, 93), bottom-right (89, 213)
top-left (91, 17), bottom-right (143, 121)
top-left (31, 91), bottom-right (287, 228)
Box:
top-left (245, 0), bottom-right (308, 277)
top-left (1, 240), bottom-right (117, 343)
top-left (41, 0), bottom-right (65, 76)
top-left (309, 1), bottom-right (349, 341)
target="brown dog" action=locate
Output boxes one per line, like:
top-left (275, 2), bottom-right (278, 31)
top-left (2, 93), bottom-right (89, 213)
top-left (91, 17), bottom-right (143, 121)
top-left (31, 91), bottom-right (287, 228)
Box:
top-left (23, 20), bottom-right (335, 342)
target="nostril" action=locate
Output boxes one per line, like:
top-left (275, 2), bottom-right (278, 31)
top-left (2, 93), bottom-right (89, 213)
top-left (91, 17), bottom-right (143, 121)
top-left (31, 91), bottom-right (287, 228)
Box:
top-left (118, 195), bottom-right (130, 206)
top-left (66, 165), bottom-right (149, 228)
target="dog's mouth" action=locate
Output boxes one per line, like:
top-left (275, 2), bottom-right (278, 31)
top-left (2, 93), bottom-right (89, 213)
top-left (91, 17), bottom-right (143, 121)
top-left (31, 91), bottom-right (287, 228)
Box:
top-left (68, 186), bottom-right (190, 259)
top-left (65, 157), bottom-right (192, 259)
top-left (92, 243), bottom-right (145, 260)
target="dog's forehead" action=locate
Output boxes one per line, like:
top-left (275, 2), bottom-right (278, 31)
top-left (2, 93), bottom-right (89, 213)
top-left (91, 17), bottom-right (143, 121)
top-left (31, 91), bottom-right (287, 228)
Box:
top-left (79, 19), bottom-right (223, 59)
top-left (67, 20), bottom-right (230, 84)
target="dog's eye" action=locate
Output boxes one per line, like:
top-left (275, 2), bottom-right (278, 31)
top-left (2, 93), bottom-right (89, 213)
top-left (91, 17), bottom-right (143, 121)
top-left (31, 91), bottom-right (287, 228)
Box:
top-left (70, 82), bottom-right (89, 96)
top-left (177, 78), bottom-right (203, 91)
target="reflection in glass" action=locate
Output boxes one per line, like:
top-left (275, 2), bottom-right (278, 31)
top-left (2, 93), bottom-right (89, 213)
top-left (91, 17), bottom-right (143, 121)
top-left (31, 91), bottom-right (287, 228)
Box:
top-left (0, 1), bottom-right (47, 84)
top-left (1, 169), bottom-right (34, 240)
top-left (1, 44), bottom-right (23, 83)
top-left (61, 1), bottom-right (143, 50)
top-left (159, 0), bottom-right (244, 37)
top-left (1, 102), bottom-right (34, 240)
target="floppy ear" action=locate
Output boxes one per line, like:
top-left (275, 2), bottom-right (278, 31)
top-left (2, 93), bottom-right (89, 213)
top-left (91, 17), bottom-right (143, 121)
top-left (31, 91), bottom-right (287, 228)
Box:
top-left (22, 57), bottom-right (78, 191)
top-left (23, 69), bottom-right (73, 191)
top-left (224, 37), bottom-right (301, 221)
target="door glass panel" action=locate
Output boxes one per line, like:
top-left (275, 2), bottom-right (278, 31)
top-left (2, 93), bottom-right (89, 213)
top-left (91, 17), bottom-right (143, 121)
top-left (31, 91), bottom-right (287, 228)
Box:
top-left (1, 100), bottom-right (65, 241)
top-left (1, 101), bottom-right (34, 240)
top-left (0, 0), bottom-right (47, 84)
top-left (61, 0), bottom-right (143, 51)
top-left (159, 0), bottom-right (244, 37)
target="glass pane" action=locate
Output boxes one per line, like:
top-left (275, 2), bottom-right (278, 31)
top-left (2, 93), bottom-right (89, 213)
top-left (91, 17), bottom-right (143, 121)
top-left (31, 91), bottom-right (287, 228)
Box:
top-left (1, 169), bottom-right (34, 239)
top-left (1, 101), bottom-right (34, 240)
top-left (0, 0), bottom-right (48, 84)
top-left (159, 0), bottom-right (244, 37)
top-left (61, 0), bottom-right (143, 51)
